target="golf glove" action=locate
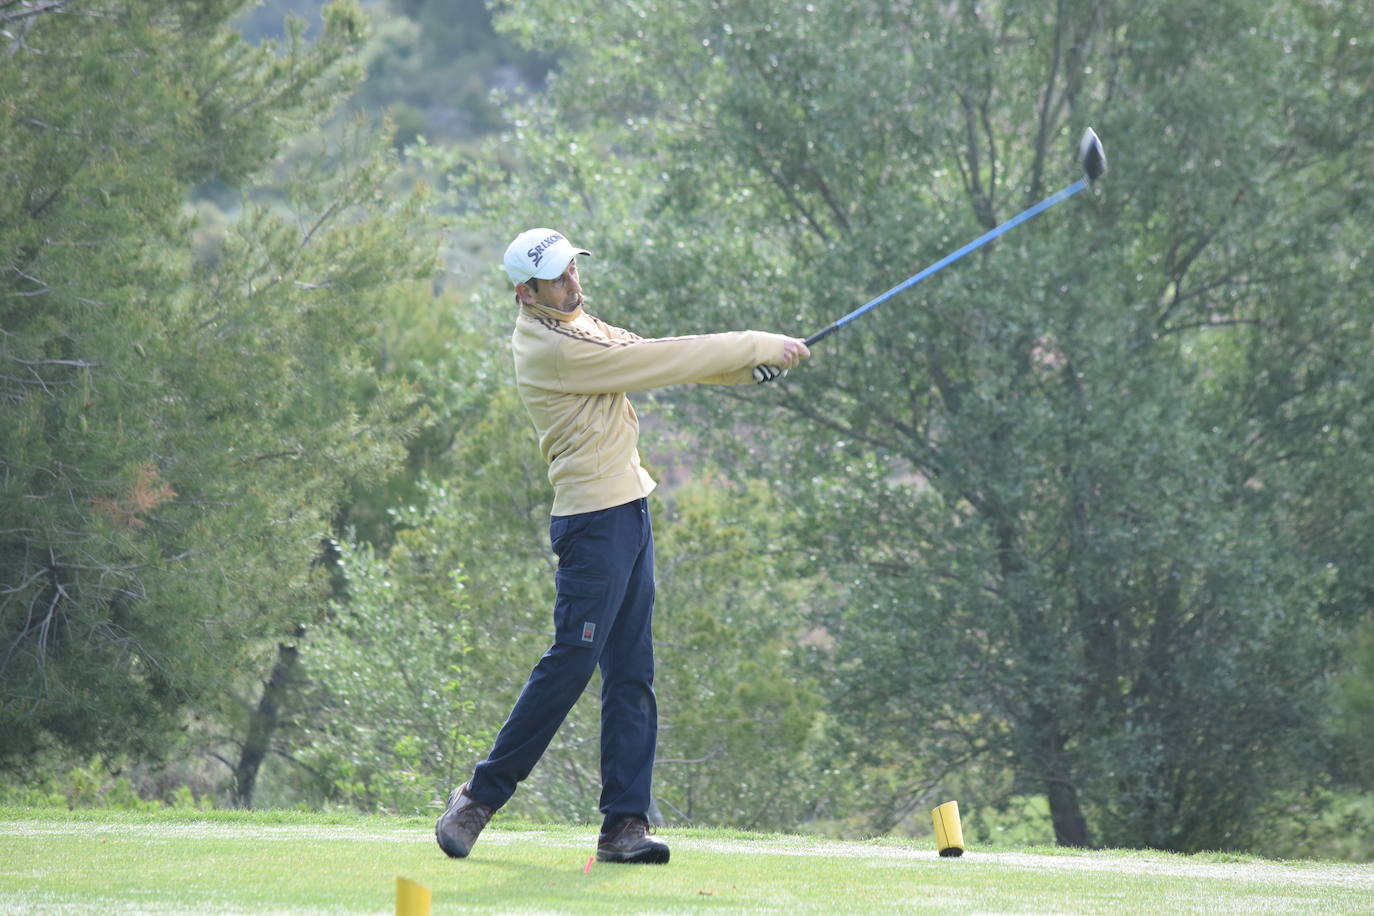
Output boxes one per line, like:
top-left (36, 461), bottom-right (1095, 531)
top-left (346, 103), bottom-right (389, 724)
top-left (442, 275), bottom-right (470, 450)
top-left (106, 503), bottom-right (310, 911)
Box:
top-left (753, 364), bottom-right (787, 384)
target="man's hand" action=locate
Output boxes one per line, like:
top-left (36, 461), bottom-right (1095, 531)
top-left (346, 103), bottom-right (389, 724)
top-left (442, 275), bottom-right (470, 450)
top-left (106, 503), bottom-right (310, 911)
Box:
top-left (754, 337), bottom-right (811, 384)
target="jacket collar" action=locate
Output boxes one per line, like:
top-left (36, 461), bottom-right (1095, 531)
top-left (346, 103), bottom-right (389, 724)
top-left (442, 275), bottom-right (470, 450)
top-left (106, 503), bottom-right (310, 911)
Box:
top-left (521, 301), bottom-right (584, 323)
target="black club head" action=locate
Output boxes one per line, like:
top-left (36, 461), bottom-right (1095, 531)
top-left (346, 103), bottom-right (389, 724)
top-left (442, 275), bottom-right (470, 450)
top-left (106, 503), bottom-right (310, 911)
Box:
top-left (1079, 127), bottom-right (1107, 182)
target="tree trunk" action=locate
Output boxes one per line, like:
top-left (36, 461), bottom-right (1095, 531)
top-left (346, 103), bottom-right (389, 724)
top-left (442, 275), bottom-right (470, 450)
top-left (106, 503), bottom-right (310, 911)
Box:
top-left (1046, 776), bottom-right (1091, 846)
top-left (1044, 732), bottom-right (1091, 847)
top-left (232, 627), bottom-right (304, 807)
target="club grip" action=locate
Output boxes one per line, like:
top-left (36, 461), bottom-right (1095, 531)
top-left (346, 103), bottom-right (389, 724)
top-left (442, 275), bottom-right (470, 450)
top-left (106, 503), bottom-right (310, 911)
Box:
top-left (805, 324), bottom-right (840, 347)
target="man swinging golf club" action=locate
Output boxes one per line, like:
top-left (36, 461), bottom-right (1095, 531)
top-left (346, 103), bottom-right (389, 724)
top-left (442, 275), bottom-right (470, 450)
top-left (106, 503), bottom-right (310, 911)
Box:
top-left (435, 228), bottom-right (809, 864)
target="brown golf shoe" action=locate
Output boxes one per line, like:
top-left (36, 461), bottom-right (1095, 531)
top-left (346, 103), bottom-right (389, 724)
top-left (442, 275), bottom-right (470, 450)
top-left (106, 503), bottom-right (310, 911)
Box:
top-left (435, 782), bottom-right (493, 858)
top-left (596, 816), bottom-right (670, 864)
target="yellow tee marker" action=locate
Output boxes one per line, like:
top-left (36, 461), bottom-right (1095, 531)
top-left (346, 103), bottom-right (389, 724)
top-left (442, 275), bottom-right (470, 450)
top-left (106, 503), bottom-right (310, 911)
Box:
top-left (396, 876), bottom-right (431, 916)
top-left (931, 800), bottom-right (965, 857)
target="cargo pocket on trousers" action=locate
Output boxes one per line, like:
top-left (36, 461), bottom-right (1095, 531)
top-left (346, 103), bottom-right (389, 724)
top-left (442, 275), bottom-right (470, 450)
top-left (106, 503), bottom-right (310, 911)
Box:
top-left (553, 569), bottom-right (609, 649)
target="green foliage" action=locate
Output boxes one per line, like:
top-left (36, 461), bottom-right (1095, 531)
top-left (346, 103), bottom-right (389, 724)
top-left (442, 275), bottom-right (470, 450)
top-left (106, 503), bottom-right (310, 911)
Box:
top-left (6, 0), bottom-right (1372, 861)
top-left (1, 1), bottom-right (436, 772)
top-left (289, 376), bottom-right (557, 814)
top-left (0, 756), bottom-right (214, 811)
top-left (1331, 618), bottom-right (1374, 790)
top-left (232, 0), bottom-right (550, 141)
top-left (1254, 789), bottom-right (1374, 863)
top-left (331, 0), bottom-right (551, 141)
top-left (448, 0), bottom-right (1374, 852)
top-left (650, 475), bottom-right (832, 830)
top-left (301, 539), bottom-right (491, 813)
top-left (965, 795), bottom-right (1056, 848)
top-left (292, 381), bottom-right (832, 829)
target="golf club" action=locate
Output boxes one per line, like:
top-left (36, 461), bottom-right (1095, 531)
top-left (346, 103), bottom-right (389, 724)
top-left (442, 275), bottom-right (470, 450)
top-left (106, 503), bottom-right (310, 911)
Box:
top-left (803, 127), bottom-right (1107, 347)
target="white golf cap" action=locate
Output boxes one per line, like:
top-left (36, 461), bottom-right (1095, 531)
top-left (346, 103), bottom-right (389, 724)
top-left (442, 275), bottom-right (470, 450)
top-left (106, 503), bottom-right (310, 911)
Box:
top-left (503, 228), bottom-right (591, 285)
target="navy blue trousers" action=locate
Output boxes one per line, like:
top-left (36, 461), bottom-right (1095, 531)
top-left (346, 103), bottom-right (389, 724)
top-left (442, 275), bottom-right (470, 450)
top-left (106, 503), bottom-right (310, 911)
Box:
top-left (468, 498), bottom-right (657, 832)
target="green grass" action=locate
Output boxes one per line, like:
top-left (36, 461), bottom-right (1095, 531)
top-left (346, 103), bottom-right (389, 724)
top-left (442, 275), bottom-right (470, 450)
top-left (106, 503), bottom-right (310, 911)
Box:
top-left (2, 807), bottom-right (1372, 914)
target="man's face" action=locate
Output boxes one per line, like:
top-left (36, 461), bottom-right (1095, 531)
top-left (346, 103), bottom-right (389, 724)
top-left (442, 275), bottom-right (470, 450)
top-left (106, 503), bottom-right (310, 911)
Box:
top-left (519, 259), bottom-right (583, 312)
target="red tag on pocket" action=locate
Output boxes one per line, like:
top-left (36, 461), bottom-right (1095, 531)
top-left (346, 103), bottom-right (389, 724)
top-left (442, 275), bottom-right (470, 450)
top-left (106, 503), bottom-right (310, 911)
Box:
top-left (581, 622), bottom-right (596, 642)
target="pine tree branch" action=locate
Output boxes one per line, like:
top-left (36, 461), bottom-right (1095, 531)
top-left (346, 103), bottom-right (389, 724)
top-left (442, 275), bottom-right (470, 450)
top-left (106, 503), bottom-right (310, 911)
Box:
top-left (2, 0), bottom-right (64, 22)
top-left (10, 357), bottom-right (100, 368)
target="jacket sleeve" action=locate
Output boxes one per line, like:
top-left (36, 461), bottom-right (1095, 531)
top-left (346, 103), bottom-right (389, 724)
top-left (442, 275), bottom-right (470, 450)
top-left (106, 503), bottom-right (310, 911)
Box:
top-left (541, 329), bottom-right (790, 394)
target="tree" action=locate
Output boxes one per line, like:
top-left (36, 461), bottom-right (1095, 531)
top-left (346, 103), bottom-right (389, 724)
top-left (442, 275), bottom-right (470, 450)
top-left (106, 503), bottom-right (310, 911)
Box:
top-left (447, 0), bottom-right (1374, 848)
top-left (290, 363), bottom-right (830, 827)
top-left (298, 534), bottom-right (494, 812)
top-left (290, 372), bottom-right (560, 813)
top-left (650, 474), bottom-right (830, 830)
top-left (1, 0), bottom-right (435, 775)
top-left (349, 0), bottom-right (550, 140)
top-left (240, 0), bottom-right (552, 142)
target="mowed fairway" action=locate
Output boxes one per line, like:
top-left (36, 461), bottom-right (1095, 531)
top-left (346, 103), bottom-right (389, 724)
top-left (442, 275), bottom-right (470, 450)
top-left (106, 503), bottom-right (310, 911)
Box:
top-left (2, 809), bottom-right (1371, 914)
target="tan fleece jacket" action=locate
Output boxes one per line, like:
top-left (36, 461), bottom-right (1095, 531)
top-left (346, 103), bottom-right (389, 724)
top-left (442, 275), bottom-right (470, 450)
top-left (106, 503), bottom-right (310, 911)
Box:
top-left (512, 301), bottom-right (791, 516)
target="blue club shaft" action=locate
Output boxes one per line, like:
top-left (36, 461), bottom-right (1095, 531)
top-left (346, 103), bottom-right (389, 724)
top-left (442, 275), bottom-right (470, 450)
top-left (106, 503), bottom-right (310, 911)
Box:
top-left (805, 177), bottom-right (1088, 346)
